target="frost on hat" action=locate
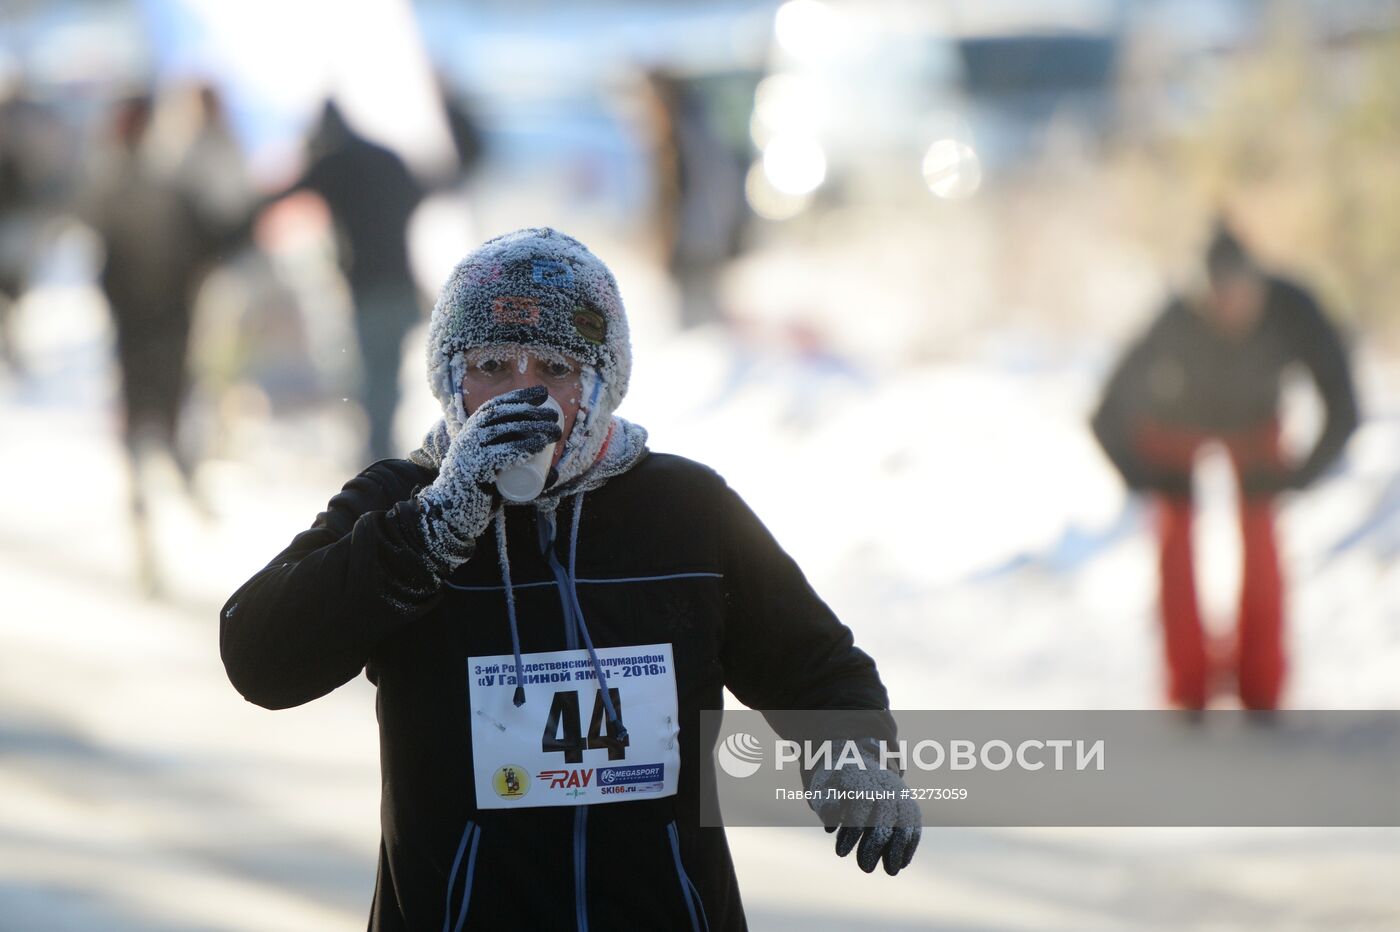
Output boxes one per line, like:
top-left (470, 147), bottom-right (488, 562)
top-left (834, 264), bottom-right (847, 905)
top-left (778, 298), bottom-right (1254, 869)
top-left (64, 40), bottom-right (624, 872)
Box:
top-left (425, 227), bottom-right (633, 484)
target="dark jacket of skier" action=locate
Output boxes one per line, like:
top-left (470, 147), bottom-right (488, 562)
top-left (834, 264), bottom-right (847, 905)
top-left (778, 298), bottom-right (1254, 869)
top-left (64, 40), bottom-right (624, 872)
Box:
top-left (1091, 275), bottom-right (1359, 495)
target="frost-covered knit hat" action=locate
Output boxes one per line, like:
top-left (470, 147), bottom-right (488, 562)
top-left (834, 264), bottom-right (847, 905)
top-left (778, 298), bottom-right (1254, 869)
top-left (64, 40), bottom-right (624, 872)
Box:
top-left (425, 227), bottom-right (633, 487)
top-left (414, 229), bottom-right (644, 726)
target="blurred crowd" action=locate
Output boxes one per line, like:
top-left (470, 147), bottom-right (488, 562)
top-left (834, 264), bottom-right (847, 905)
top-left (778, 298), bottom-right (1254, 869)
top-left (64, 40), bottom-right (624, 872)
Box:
top-left (0, 76), bottom-right (481, 592)
top-left (0, 0), bottom-right (1395, 705)
top-left (0, 35), bottom-right (761, 593)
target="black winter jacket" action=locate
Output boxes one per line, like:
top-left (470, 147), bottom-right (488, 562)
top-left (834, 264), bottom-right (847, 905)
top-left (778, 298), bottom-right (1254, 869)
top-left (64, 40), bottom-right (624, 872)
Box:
top-left (220, 450), bottom-right (893, 931)
top-left (1091, 276), bottom-right (1359, 492)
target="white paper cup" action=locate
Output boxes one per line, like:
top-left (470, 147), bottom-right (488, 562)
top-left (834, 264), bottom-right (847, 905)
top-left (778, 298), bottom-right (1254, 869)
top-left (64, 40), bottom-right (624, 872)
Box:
top-left (495, 395), bottom-right (563, 502)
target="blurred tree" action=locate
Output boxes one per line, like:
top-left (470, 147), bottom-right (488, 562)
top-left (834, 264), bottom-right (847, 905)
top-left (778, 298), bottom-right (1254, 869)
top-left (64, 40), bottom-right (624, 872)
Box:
top-left (1114, 4), bottom-right (1400, 338)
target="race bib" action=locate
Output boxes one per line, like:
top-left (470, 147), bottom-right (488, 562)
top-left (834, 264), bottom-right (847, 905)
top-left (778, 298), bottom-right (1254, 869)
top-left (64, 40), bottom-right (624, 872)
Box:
top-left (468, 643), bottom-right (680, 809)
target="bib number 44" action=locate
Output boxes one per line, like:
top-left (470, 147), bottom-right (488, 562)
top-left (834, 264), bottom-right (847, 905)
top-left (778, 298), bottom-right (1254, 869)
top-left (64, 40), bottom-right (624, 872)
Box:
top-left (541, 687), bottom-right (630, 763)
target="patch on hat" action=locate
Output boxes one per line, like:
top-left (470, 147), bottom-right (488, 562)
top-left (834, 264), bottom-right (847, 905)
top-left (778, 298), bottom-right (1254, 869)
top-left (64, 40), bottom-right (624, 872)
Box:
top-left (493, 296), bottom-right (541, 325)
top-left (531, 259), bottom-right (574, 287)
top-left (465, 262), bottom-right (503, 286)
top-left (572, 306), bottom-right (606, 344)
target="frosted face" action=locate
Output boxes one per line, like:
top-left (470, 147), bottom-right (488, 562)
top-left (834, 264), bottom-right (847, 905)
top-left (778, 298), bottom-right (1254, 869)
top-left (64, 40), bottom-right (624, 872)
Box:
top-left (460, 345), bottom-right (584, 470)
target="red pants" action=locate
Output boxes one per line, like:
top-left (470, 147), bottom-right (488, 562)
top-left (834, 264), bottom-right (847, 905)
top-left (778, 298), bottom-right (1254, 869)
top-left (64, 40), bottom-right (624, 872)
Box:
top-left (1138, 422), bottom-right (1287, 710)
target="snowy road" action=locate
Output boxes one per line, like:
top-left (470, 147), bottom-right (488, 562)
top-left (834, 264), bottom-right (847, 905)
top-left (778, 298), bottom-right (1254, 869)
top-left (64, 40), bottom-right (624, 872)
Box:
top-left (1, 282), bottom-right (1398, 930)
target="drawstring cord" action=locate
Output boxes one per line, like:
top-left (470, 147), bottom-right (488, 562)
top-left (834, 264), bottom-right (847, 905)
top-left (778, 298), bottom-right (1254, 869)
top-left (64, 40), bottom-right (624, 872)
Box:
top-left (492, 487), bottom-right (627, 741)
top-left (494, 509), bottom-right (527, 707)
top-left (566, 491), bottom-right (628, 742)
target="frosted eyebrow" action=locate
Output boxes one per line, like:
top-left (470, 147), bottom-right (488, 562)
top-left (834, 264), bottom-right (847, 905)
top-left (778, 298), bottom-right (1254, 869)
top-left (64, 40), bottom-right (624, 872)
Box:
top-left (460, 344), bottom-right (583, 374)
top-left (523, 346), bottom-right (581, 370)
top-left (463, 347), bottom-right (518, 368)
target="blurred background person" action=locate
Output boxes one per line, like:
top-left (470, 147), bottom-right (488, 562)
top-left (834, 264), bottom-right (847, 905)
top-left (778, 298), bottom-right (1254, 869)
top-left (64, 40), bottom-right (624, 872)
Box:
top-left (440, 72), bottom-right (485, 188)
top-left (0, 75), bottom-right (71, 377)
top-left (640, 68), bottom-right (749, 330)
top-left (1091, 222), bottom-right (1360, 711)
top-left (262, 99), bottom-right (426, 464)
top-left (85, 93), bottom-right (246, 595)
top-left (159, 81), bottom-right (263, 464)
top-left (165, 83), bottom-right (255, 247)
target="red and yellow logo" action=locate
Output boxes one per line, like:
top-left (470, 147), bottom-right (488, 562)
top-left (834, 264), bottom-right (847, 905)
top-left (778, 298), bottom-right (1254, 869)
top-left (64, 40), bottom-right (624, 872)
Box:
top-left (492, 296), bottom-right (542, 325)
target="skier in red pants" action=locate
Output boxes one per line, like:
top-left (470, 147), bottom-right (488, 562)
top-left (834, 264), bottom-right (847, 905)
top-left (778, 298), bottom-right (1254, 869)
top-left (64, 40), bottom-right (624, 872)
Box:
top-left (1092, 225), bottom-right (1359, 709)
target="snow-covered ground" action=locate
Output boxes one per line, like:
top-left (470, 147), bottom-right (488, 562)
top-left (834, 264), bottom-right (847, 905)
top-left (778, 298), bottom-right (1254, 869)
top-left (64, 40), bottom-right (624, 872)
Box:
top-left (1, 245), bottom-right (1398, 929)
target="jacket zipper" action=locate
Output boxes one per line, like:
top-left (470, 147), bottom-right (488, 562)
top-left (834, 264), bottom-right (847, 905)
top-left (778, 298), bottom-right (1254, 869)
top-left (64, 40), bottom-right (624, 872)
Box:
top-left (540, 509), bottom-right (590, 931)
top-left (667, 820), bottom-right (707, 932)
top-left (573, 805), bottom-right (590, 931)
top-left (539, 510), bottom-right (580, 651)
top-left (443, 821), bottom-right (481, 932)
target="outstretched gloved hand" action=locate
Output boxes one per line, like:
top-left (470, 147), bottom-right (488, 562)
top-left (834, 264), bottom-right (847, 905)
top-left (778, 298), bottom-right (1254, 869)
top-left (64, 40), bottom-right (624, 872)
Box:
top-left (807, 743), bottom-right (921, 876)
top-left (416, 385), bottom-right (561, 573)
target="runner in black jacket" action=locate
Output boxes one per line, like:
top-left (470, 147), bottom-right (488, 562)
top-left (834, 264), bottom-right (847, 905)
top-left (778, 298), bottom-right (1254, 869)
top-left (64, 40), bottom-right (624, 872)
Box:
top-left (221, 228), bottom-right (919, 931)
top-left (1091, 225), bottom-right (1359, 709)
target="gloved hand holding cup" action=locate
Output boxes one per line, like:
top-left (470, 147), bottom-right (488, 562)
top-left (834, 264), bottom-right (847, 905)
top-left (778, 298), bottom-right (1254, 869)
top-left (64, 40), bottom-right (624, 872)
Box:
top-left (416, 385), bottom-right (563, 572)
top-left (496, 395), bottom-right (563, 502)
